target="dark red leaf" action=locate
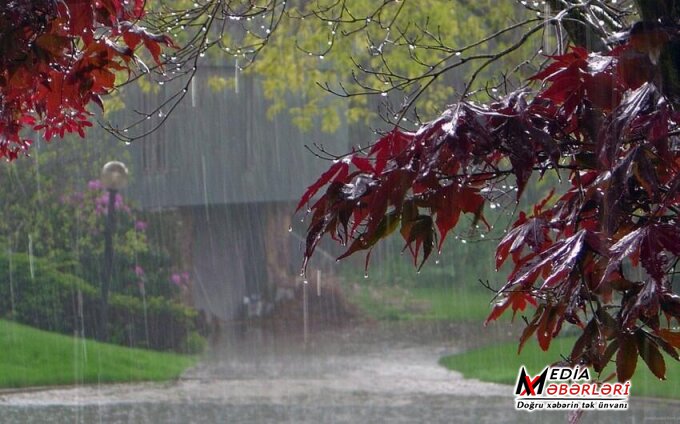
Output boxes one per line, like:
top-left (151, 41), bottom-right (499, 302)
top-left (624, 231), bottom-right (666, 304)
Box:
top-left (495, 213), bottom-right (549, 269)
top-left (659, 329), bottom-right (680, 349)
top-left (616, 333), bottom-right (638, 382)
top-left (296, 161), bottom-right (349, 211)
top-left (516, 305), bottom-right (543, 353)
top-left (636, 331), bottom-right (666, 380)
top-left (604, 223), bottom-right (680, 284)
top-left (400, 214), bottom-right (435, 270)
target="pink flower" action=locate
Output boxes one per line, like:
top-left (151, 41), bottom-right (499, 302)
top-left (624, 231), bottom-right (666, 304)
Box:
top-left (96, 193), bottom-right (109, 206)
top-left (134, 265), bottom-right (145, 277)
top-left (170, 273), bottom-right (183, 286)
top-left (88, 180), bottom-right (103, 190)
top-left (135, 220), bottom-right (148, 231)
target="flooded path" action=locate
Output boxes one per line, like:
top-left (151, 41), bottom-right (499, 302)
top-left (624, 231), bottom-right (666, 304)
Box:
top-left (1, 321), bottom-right (679, 423)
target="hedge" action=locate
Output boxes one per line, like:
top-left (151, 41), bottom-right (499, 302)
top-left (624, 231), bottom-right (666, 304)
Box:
top-left (0, 253), bottom-right (203, 353)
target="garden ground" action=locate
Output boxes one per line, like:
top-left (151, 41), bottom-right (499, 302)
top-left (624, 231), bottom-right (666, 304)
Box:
top-left (0, 320), bottom-right (196, 389)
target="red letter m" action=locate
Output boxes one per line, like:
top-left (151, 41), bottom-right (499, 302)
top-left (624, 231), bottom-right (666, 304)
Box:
top-left (515, 367), bottom-right (548, 396)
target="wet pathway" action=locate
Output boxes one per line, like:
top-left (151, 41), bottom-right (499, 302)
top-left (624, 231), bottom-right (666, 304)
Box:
top-left (1, 321), bottom-right (679, 423)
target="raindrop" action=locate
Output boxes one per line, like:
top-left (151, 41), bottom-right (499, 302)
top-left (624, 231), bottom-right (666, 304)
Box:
top-left (288, 226), bottom-right (293, 232)
top-left (364, 273), bottom-right (369, 279)
top-left (380, 92), bottom-right (388, 97)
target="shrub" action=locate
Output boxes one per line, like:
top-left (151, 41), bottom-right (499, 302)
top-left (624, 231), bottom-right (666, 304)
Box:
top-left (0, 252), bottom-right (202, 353)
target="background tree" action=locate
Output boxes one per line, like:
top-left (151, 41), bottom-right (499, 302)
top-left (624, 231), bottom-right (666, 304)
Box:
top-left (101, 0), bottom-right (537, 141)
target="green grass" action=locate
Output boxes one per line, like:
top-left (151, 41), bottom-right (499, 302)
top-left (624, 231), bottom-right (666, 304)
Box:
top-left (347, 283), bottom-right (505, 322)
top-left (440, 336), bottom-right (680, 400)
top-left (0, 320), bottom-right (198, 388)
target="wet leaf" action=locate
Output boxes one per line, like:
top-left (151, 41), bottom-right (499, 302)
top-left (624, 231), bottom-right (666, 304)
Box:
top-left (297, 161), bottom-right (349, 211)
top-left (616, 333), bottom-right (638, 382)
top-left (658, 329), bottom-right (680, 349)
top-left (636, 331), bottom-right (666, 380)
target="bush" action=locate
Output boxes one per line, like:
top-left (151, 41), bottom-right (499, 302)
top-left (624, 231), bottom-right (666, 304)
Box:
top-left (184, 331), bottom-right (208, 354)
top-left (0, 252), bottom-right (203, 353)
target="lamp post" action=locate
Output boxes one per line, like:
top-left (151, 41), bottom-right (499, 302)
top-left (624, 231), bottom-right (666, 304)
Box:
top-left (99, 161), bottom-right (129, 342)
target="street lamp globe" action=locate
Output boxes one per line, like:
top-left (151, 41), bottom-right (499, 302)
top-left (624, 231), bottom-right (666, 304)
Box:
top-left (101, 161), bottom-right (129, 191)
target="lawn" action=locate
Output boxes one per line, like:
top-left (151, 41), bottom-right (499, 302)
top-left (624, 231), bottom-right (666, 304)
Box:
top-left (346, 283), bottom-right (505, 322)
top-left (0, 320), bottom-right (198, 388)
top-left (440, 336), bottom-right (680, 400)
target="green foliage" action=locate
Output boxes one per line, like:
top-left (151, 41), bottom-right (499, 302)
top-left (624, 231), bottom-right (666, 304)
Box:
top-left (0, 320), bottom-right (197, 388)
top-left (175, 1), bottom-right (537, 133)
top-left (251, 1), bottom-right (533, 130)
top-left (0, 252), bottom-right (203, 353)
top-left (0, 135), bottom-right (132, 257)
top-left (185, 331), bottom-right (209, 355)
